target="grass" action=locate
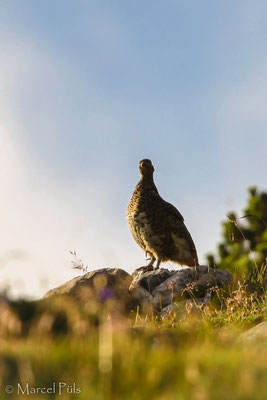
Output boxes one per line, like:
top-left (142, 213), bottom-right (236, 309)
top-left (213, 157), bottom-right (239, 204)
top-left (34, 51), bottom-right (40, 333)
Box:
top-left (0, 267), bottom-right (266, 400)
top-left (0, 323), bottom-right (267, 400)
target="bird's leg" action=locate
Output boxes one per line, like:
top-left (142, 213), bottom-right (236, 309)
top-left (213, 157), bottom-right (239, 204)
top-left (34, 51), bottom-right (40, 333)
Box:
top-left (194, 262), bottom-right (199, 279)
top-left (145, 251), bottom-right (155, 265)
top-left (141, 253), bottom-right (155, 272)
top-left (155, 257), bottom-right (162, 269)
top-left (147, 255), bottom-right (156, 267)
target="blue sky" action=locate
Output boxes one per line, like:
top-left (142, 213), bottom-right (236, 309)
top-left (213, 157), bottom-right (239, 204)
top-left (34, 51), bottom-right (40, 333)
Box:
top-left (1, 1), bottom-right (267, 298)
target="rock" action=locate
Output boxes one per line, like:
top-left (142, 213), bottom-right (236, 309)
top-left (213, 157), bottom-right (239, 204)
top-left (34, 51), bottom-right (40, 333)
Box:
top-left (44, 268), bottom-right (131, 298)
top-left (43, 268), bottom-right (142, 312)
top-left (239, 321), bottom-right (267, 343)
top-left (130, 265), bottom-right (233, 310)
top-left (43, 265), bottom-right (233, 314)
top-left (130, 267), bottom-right (176, 292)
top-left (130, 285), bottom-right (153, 305)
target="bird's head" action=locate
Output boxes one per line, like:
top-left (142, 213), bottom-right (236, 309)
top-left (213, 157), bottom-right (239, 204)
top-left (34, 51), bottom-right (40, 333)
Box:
top-left (139, 159), bottom-right (154, 177)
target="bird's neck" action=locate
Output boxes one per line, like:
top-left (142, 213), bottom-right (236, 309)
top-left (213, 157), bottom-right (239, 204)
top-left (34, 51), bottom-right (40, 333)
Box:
top-left (139, 174), bottom-right (158, 191)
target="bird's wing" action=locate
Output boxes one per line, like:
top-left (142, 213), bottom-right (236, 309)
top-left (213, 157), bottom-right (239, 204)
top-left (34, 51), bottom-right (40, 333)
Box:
top-left (161, 198), bottom-right (198, 262)
top-left (160, 199), bottom-right (184, 222)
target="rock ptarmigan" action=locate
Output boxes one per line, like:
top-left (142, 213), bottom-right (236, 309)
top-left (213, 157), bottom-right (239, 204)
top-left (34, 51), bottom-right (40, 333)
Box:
top-left (126, 159), bottom-right (199, 269)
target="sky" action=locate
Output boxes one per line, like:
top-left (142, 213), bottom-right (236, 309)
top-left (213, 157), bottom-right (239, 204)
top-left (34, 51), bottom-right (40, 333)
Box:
top-left (1, 0), bottom-right (267, 299)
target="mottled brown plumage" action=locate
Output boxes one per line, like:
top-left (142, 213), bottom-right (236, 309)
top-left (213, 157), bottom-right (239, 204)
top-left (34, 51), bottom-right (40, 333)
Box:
top-left (126, 159), bottom-right (198, 269)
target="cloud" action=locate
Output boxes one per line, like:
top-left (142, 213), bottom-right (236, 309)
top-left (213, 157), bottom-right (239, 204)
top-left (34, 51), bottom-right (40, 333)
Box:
top-left (0, 124), bottom-right (146, 299)
top-left (1, 1), bottom-right (267, 302)
top-left (0, 34), bottom-right (141, 299)
top-left (0, 32), bottom-right (236, 300)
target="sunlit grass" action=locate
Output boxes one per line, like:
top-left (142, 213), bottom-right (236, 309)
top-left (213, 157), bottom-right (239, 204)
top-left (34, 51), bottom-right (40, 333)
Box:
top-left (0, 269), bottom-right (266, 400)
top-left (0, 325), bottom-right (267, 400)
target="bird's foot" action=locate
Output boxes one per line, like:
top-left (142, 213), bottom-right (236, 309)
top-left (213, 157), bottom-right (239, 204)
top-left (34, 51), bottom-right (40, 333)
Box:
top-left (144, 264), bottom-right (155, 272)
top-left (135, 264), bottom-right (155, 273)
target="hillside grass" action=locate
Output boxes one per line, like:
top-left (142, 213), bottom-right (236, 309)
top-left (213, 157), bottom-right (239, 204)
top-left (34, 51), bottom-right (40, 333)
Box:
top-left (0, 271), bottom-right (266, 400)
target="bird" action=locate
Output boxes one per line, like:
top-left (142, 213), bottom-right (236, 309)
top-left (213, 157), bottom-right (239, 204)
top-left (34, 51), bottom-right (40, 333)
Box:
top-left (126, 159), bottom-right (199, 270)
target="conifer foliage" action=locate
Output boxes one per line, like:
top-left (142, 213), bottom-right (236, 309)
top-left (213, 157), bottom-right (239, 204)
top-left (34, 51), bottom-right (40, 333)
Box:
top-left (207, 187), bottom-right (267, 277)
